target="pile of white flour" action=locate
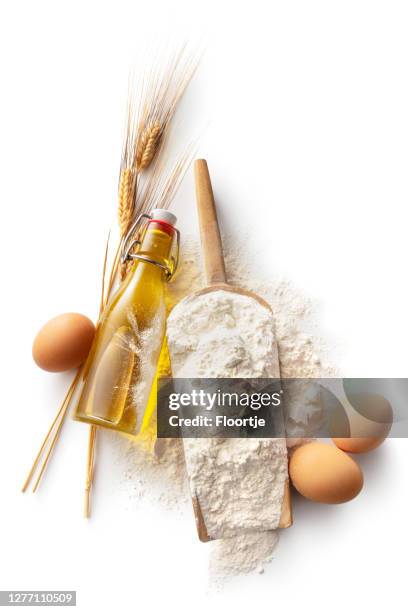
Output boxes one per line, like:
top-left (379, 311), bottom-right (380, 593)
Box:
top-left (166, 290), bottom-right (288, 540)
top-left (184, 438), bottom-right (287, 540)
top-left (166, 290), bottom-right (280, 378)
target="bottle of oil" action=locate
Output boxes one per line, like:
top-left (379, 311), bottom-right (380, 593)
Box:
top-left (73, 209), bottom-right (178, 436)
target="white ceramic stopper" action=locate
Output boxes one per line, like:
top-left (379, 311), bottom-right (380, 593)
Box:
top-left (151, 209), bottom-right (177, 226)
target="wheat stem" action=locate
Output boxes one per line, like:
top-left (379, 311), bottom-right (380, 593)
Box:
top-left (22, 370), bottom-right (80, 493)
top-left (84, 425), bottom-right (97, 518)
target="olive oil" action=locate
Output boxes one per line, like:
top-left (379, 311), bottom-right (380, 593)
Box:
top-left (73, 210), bottom-right (177, 436)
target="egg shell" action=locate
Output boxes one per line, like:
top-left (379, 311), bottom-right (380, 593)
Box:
top-left (333, 436), bottom-right (385, 453)
top-left (332, 393), bottom-right (392, 453)
top-left (32, 313), bottom-right (95, 372)
top-left (289, 441), bottom-right (364, 504)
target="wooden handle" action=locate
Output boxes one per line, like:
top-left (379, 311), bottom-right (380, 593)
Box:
top-left (194, 159), bottom-right (227, 285)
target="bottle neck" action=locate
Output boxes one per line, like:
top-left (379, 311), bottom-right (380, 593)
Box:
top-left (133, 220), bottom-right (175, 278)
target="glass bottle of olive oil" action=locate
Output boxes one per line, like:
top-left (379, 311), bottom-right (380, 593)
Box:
top-left (73, 209), bottom-right (178, 437)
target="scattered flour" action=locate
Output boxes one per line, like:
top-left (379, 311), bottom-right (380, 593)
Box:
top-left (209, 530), bottom-right (279, 577)
top-left (122, 437), bottom-right (189, 511)
top-left (115, 234), bottom-right (337, 579)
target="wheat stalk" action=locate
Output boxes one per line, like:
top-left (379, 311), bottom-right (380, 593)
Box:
top-left (22, 45), bottom-right (199, 515)
top-left (84, 46), bottom-right (199, 516)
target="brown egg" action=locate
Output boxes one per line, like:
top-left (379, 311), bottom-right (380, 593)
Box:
top-left (332, 393), bottom-right (393, 453)
top-left (32, 313), bottom-right (95, 372)
top-left (289, 441), bottom-right (363, 504)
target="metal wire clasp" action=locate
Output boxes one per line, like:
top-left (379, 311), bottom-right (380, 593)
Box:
top-left (120, 213), bottom-right (180, 281)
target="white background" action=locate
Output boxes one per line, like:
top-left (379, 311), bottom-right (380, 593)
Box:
top-left (1, 1), bottom-right (408, 610)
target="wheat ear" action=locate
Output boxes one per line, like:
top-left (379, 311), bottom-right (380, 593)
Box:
top-left (118, 168), bottom-right (135, 235)
top-left (136, 122), bottom-right (162, 171)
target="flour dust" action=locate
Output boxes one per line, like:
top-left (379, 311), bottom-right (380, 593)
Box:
top-left (110, 234), bottom-right (337, 580)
